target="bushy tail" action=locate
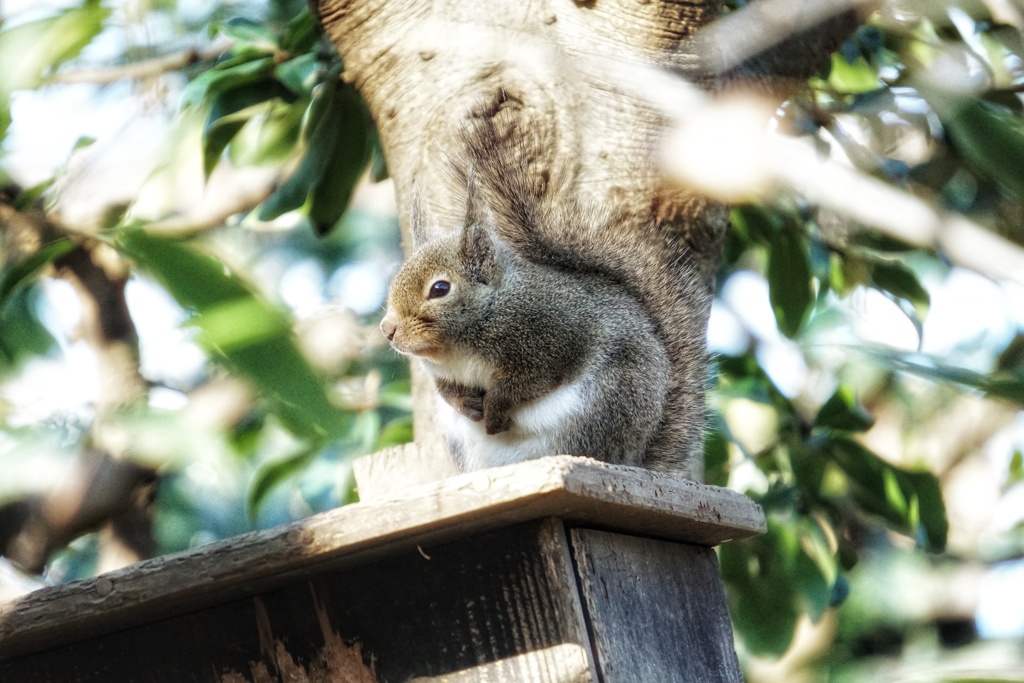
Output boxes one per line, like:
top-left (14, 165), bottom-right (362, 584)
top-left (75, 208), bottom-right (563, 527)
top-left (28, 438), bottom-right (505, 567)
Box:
top-left (457, 110), bottom-right (712, 477)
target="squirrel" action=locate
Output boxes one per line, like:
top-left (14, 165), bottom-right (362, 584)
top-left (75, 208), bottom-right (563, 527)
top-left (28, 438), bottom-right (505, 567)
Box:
top-left (380, 108), bottom-right (706, 474)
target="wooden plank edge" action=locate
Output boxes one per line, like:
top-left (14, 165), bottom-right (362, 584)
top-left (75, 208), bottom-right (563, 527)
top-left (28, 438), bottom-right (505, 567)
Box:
top-left (0, 455), bottom-right (764, 660)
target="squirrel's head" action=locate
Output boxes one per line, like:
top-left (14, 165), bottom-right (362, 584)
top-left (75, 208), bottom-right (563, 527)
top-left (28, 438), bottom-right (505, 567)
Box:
top-left (380, 173), bottom-right (504, 359)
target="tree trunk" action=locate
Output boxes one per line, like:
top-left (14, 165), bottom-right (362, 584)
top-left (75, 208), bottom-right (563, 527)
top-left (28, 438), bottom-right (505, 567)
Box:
top-left (313, 0), bottom-right (860, 482)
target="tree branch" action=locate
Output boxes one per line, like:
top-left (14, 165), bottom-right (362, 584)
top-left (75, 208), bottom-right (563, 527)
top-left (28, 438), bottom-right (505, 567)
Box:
top-left (47, 42), bottom-right (231, 86)
top-left (0, 197), bottom-right (157, 574)
top-left (693, 0), bottom-right (879, 81)
top-left (598, 56), bottom-right (1024, 285)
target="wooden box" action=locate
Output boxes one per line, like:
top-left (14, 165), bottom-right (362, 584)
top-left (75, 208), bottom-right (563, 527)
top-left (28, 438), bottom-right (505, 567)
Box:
top-left (0, 456), bottom-right (765, 682)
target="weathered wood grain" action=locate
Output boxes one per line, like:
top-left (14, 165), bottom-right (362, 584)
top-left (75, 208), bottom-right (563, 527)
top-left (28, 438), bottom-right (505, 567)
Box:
top-left (407, 644), bottom-right (591, 683)
top-left (353, 442), bottom-right (457, 501)
top-left (0, 456), bottom-right (763, 663)
top-left (0, 520), bottom-right (598, 682)
top-left (570, 528), bottom-right (743, 682)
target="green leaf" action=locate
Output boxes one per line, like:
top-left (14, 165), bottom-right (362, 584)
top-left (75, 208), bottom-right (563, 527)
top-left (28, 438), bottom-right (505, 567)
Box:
top-left (827, 54), bottom-right (882, 94)
top-left (219, 17), bottom-right (277, 51)
top-left (182, 55), bottom-right (275, 109)
top-left (349, 409), bottom-right (382, 455)
top-left (815, 385), bottom-right (874, 432)
top-left (377, 379), bottom-right (414, 411)
top-left (997, 333), bottom-right (1024, 374)
top-left (0, 286), bottom-right (57, 377)
top-left (871, 261), bottom-right (930, 315)
top-left (274, 53), bottom-right (318, 95)
top-left (258, 72), bottom-right (343, 221)
top-left (13, 179), bottom-right (55, 211)
top-left (703, 427), bottom-right (730, 487)
top-left (730, 205), bottom-right (777, 246)
top-left (281, 11), bottom-right (321, 54)
top-left (255, 70), bottom-right (375, 233)
top-left (228, 98), bottom-right (307, 168)
top-left (0, 1), bottom-right (110, 97)
top-left (828, 436), bottom-right (947, 551)
top-left (376, 415), bottom-right (413, 450)
top-left (789, 439), bottom-right (826, 493)
top-left (1009, 450), bottom-right (1024, 487)
top-left (934, 95), bottom-right (1024, 203)
top-left (115, 228), bottom-right (347, 439)
top-left (370, 129), bottom-right (389, 182)
top-left (308, 83), bottom-right (374, 235)
top-left (768, 228), bottom-right (813, 338)
top-left (192, 297), bottom-right (289, 352)
top-left (248, 445), bottom-right (319, 518)
top-left (0, 238), bottom-right (75, 308)
top-left (793, 543), bottom-right (832, 622)
top-left (720, 522), bottom-right (802, 656)
top-left (202, 81), bottom-right (280, 177)
top-left (858, 347), bottom-right (1024, 406)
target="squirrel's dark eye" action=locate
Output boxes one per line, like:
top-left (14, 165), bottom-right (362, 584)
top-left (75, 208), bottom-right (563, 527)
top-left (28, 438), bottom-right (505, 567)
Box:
top-left (428, 280), bottom-right (451, 299)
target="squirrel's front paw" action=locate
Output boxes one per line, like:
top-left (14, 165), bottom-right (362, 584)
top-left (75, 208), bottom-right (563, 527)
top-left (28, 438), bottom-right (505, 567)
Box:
top-left (462, 404), bottom-right (484, 422)
top-left (484, 412), bottom-right (512, 435)
top-left (457, 391), bottom-right (485, 422)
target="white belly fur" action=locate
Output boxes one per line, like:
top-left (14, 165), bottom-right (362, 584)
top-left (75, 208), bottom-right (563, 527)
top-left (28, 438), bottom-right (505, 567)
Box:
top-left (420, 351), bottom-right (494, 389)
top-left (440, 373), bottom-right (591, 470)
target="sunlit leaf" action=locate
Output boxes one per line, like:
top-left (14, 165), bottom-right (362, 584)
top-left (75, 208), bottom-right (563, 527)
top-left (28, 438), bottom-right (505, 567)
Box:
top-left (115, 228), bottom-right (348, 439)
top-left (815, 385), bottom-right (874, 432)
top-left (193, 297), bottom-right (289, 352)
top-left (377, 379), bottom-right (414, 411)
top-left (828, 436), bottom-right (947, 551)
top-left (827, 54), bottom-right (882, 94)
top-left (0, 0), bottom-right (110, 96)
top-left (228, 98), bottom-right (307, 168)
top-left (1009, 450), bottom-right (1024, 487)
top-left (203, 81), bottom-right (280, 176)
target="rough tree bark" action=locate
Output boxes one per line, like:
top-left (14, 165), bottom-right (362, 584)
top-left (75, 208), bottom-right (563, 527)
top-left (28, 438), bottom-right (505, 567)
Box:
top-left (313, 0), bottom-right (862, 482)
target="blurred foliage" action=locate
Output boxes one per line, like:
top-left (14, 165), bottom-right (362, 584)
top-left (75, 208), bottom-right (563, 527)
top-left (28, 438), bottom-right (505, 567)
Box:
top-left (0, 0), bottom-right (404, 541)
top-left (710, 2), bottom-right (1024, 678)
top-left (0, 1), bottom-right (1022, 681)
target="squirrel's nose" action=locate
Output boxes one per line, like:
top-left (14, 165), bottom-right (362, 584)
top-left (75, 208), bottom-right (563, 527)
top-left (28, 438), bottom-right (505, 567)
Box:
top-left (380, 315), bottom-right (397, 341)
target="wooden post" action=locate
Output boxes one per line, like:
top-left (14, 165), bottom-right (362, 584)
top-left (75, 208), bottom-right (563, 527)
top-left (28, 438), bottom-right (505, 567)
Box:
top-left (0, 455), bottom-right (764, 681)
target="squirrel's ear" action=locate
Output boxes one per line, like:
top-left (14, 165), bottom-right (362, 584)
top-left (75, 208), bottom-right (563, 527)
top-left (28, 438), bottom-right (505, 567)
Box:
top-left (459, 167), bottom-right (501, 285)
top-left (408, 181), bottom-right (436, 249)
